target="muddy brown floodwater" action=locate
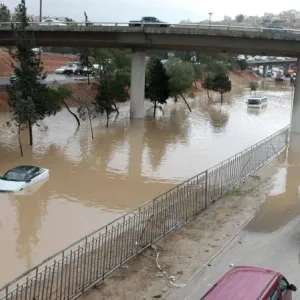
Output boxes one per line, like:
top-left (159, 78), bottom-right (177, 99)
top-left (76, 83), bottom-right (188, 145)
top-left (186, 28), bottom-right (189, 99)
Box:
top-left (0, 81), bottom-right (292, 286)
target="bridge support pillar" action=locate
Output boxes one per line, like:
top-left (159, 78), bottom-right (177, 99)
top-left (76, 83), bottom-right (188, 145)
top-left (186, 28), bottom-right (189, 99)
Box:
top-left (290, 58), bottom-right (300, 146)
top-left (130, 49), bottom-right (146, 119)
top-left (263, 65), bottom-right (267, 77)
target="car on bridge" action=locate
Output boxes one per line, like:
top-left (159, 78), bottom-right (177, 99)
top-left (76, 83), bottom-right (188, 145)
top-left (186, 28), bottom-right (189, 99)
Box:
top-left (129, 16), bottom-right (173, 28)
top-left (39, 19), bottom-right (67, 26)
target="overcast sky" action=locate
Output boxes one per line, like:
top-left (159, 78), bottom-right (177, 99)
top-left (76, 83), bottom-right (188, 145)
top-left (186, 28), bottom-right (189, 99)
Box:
top-left (2, 0), bottom-right (300, 23)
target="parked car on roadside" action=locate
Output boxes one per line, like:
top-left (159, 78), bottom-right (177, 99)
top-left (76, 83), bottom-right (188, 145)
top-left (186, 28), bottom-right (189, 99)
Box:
top-left (64, 62), bottom-right (83, 75)
top-left (55, 66), bottom-right (67, 74)
top-left (201, 266), bottom-right (296, 299)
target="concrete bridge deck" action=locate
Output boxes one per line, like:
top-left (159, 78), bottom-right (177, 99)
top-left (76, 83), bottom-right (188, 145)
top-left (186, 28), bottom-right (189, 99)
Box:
top-left (1, 24), bottom-right (300, 56)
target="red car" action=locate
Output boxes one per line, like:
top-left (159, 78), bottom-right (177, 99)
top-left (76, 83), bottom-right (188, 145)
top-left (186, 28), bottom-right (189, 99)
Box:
top-left (201, 266), bottom-right (297, 299)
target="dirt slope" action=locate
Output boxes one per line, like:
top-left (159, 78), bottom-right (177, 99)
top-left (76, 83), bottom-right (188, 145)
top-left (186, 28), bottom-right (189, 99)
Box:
top-left (0, 47), bottom-right (77, 77)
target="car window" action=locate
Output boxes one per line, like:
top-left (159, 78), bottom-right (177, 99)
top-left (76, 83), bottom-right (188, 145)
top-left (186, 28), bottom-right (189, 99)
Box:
top-left (3, 171), bottom-right (27, 182)
top-left (280, 278), bottom-right (289, 294)
top-left (270, 288), bottom-right (279, 300)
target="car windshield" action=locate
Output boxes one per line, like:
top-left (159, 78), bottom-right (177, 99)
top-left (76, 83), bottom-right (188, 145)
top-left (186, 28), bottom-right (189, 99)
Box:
top-left (2, 170), bottom-right (27, 182)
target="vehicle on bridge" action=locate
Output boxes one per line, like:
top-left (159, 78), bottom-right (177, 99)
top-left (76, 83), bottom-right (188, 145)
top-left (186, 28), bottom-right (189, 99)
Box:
top-left (39, 19), bottom-right (67, 26)
top-left (129, 16), bottom-right (173, 27)
top-left (201, 266), bottom-right (297, 299)
top-left (0, 165), bottom-right (49, 192)
top-left (247, 95), bottom-right (267, 108)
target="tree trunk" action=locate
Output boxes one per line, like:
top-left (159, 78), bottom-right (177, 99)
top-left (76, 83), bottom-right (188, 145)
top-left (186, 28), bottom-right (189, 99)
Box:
top-left (194, 80), bottom-right (198, 90)
top-left (206, 90), bottom-right (211, 101)
top-left (220, 93), bottom-right (223, 105)
top-left (28, 120), bottom-right (33, 146)
top-left (18, 122), bottom-right (23, 156)
top-left (85, 103), bottom-right (94, 139)
top-left (113, 102), bottom-right (119, 115)
top-left (87, 72), bottom-right (90, 85)
top-left (153, 100), bottom-right (157, 118)
top-left (179, 92), bottom-right (192, 112)
top-left (106, 111), bottom-right (109, 128)
top-left (62, 99), bottom-right (80, 127)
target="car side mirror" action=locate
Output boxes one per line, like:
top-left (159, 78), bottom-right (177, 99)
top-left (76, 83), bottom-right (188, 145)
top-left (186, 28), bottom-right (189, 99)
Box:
top-left (26, 179), bottom-right (31, 183)
top-left (289, 284), bottom-right (297, 292)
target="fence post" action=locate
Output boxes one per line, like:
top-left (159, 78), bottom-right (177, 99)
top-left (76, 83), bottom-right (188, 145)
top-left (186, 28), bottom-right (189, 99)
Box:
top-left (5, 286), bottom-right (8, 300)
top-left (205, 170), bottom-right (208, 208)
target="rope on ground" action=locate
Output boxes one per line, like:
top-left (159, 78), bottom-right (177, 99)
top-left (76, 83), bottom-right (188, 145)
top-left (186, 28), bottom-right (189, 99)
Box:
top-left (150, 244), bottom-right (186, 288)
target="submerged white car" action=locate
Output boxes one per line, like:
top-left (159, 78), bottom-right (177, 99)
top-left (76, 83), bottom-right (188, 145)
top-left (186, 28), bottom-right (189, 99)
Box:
top-left (0, 165), bottom-right (49, 192)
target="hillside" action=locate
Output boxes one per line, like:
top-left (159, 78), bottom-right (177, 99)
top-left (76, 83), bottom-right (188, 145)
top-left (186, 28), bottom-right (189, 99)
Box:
top-left (0, 48), bottom-right (78, 77)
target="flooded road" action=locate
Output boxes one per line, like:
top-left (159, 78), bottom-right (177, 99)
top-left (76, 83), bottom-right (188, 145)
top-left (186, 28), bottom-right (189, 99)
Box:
top-left (0, 81), bottom-right (293, 285)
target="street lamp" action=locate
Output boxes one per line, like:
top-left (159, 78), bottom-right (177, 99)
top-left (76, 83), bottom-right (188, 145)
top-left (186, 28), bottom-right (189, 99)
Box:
top-left (39, 0), bottom-right (42, 60)
top-left (208, 12), bottom-right (213, 26)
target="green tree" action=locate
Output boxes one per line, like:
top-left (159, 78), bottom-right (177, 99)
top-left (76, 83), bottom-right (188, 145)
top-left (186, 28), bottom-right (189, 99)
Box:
top-left (237, 59), bottom-right (248, 71)
top-left (202, 74), bottom-right (214, 101)
top-left (211, 73), bottom-right (232, 104)
top-left (145, 57), bottom-right (170, 118)
top-left (51, 85), bottom-right (80, 126)
top-left (165, 57), bottom-right (194, 112)
top-left (7, 0), bottom-right (60, 146)
top-left (235, 14), bottom-right (245, 22)
top-left (249, 81), bottom-right (258, 95)
top-left (94, 62), bottom-right (129, 126)
top-left (0, 3), bottom-right (10, 23)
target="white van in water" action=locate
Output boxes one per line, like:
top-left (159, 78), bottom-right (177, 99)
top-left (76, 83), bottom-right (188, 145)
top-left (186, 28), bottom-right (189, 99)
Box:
top-left (246, 95), bottom-right (267, 108)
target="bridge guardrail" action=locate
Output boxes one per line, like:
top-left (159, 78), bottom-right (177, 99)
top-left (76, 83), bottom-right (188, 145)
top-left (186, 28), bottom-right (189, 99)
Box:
top-left (0, 125), bottom-right (290, 300)
top-left (1, 22), bottom-right (300, 34)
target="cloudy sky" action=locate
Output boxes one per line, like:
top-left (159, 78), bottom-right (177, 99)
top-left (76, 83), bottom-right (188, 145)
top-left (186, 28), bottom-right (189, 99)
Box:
top-left (2, 0), bottom-right (300, 23)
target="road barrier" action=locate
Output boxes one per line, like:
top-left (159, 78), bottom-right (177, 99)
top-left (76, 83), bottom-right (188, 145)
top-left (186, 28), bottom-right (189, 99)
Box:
top-left (0, 125), bottom-right (290, 300)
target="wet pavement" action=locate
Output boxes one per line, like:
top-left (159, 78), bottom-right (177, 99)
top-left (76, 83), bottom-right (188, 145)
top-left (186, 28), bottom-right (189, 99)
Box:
top-left (168, 143), bottom-right (300, 300)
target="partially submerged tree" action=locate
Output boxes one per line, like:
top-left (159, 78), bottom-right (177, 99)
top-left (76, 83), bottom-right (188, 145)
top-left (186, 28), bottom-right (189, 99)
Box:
top-left (51, 85), bottom-right (80, 126)
top-left (237, 59), bottom-right (248, 71)
top-left (7, 0), bottom-right (60, 146)
top-left (202, 74), bottom-right (214, 101)
top-left (94, 62), bottom-right (129, 126)
top-left (165, 57), bottom-right (194, 112)
top-left (192, 64), bottom-right (201, 89)
top-left (249, 81), bottom-right (258, 95)
top-left (145, 57), bottom-right (170, 118)
top-left (211, 73), bottom-right (232, 104)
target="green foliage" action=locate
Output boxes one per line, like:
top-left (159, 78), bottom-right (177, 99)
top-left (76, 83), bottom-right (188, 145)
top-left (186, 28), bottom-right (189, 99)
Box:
top-left (7, 0), bottom-right (60, 146)
top-left (249, 81), bottom-right (258, 95)
top-left (211, 73), bottom-right (232, 103)
top-left (0, 3), bottom-right (10, 22)
top-left (235, 14), bottom-right (245, 22)
top-left (165, 58), bottom-right (194, 96)
top-left (165, 57), bottom-right (194, 111)
top-left (202, 74), bottom-right (214, 90)
top-left (192, 64), bottom-right (201, 80)
top-left (94, 62), bottom-right (129, 126)
top-left (145, 57), bottom-right (170, 117)
top-left (237, 59), bottom-right (248, 71)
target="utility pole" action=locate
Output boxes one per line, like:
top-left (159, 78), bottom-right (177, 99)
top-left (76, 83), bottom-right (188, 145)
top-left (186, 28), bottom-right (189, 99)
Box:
top-left (39, 0), bottom-right (42, 61)
top-left (208, 12), bottom-right (213, 26)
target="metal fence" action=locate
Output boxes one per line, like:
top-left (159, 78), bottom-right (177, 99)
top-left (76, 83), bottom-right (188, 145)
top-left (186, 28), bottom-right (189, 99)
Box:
top-left (0, 125), bottom-right (290, 300)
